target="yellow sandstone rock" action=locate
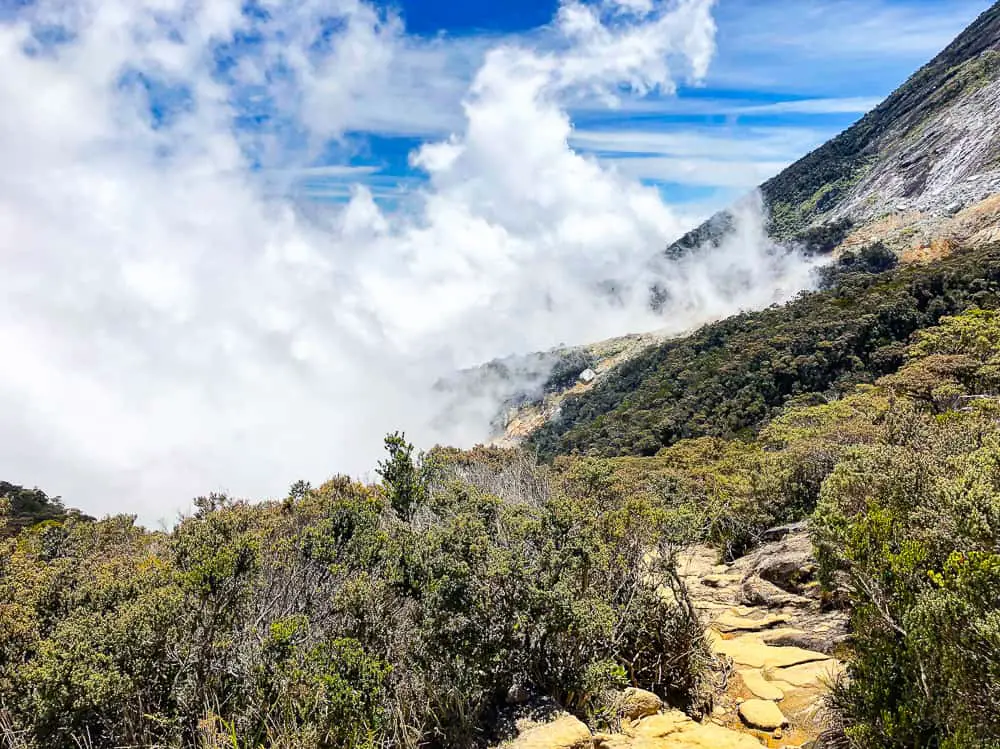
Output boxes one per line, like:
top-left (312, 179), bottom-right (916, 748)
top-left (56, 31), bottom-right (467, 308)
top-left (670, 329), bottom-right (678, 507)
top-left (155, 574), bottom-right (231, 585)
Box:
top-left (738, 699), bottom-right (788, 731)
top-left (738, 668), bottom-right (786, 701)
top-left (772, 659), bottom-right (845, 688)
top-left (709, 631), bottom-right (831, 670)
top-left (511, 715), bottom-right (593, 749)
top-left (629, 710), bottom-right (763, 749)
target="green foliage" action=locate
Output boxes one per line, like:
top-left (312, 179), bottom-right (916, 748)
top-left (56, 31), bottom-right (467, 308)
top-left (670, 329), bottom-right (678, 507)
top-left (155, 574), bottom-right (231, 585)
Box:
top-left (539, 307), bottom-right (1000, 746)
top-left (532, 245), bottom-right (1000, 461)
top-left (0, 443), bottom-right (708, 749)
top-left (376, 432), bottom-right (432, 521)
top-left (808, 309), bottom-right (1000, 747)
top-left (817, 241), bottom-right (898, 289)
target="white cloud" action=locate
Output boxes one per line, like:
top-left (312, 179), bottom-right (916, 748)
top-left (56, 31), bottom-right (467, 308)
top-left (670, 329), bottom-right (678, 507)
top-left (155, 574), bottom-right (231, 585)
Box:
top-left (0, 0), bottom-right (818, 523)
top-left (571, 126), bottom-right (825, 159)
top-left (569, 126), bottom-right (827, 188)
top-left (734, 96), bottom-right (881, 115)
top-left (605, 156), bottom-right (789, 188)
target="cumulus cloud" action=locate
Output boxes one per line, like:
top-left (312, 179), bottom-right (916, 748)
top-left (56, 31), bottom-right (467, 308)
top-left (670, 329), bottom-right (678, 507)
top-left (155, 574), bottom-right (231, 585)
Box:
top-left (0, 0), bottom-right (817, 523)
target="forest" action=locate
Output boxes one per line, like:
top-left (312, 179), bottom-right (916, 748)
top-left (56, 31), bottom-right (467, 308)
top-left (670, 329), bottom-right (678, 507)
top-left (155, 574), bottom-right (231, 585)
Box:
top-left (531, 243), bottom-right (1000, 460)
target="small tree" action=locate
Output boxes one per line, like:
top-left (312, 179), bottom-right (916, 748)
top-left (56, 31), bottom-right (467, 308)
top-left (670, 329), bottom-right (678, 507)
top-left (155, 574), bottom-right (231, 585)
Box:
top-left (376, 433), bottom-right (428, 521)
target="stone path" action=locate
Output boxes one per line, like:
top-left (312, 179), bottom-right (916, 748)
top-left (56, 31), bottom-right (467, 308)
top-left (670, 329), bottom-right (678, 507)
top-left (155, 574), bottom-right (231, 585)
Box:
top-left (507, 526), bottom-right (848, 749)
top-left (677, 526), bottom-right (848, 748)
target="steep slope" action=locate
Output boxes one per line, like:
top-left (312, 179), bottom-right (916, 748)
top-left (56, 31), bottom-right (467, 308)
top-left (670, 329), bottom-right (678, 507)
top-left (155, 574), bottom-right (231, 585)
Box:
top-left (530, 244), bottom-right (1000, 458)
top-left (669, 1), bottom-right (1000, 256)
top-left (519, 5), bottom-right (1000, 458)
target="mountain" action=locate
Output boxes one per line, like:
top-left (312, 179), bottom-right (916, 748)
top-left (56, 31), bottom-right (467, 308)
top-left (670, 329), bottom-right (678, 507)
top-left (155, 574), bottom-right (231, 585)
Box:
top-left (669, 2), bottom-right (1000, 259)
top-left (521, 3), bottom-right (1000, 458)
top-left (6, 9), bottom-right (1000, 749)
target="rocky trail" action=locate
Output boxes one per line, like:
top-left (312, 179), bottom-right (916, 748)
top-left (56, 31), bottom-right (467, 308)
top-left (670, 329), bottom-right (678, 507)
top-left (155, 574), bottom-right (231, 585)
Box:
top-left (507, 525), bottom-right (849, 749)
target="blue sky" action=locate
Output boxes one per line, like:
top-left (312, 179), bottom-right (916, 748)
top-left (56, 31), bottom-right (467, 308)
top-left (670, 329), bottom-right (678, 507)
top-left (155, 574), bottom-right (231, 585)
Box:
top-left (272, 0), bottom-right (993, 216)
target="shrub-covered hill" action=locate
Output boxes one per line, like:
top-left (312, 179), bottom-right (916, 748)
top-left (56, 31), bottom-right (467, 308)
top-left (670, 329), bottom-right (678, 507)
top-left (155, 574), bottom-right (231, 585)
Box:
top-left (5, 309), bottom-right (1000, 748)
top-left (530, 242), bottom-right (1000, 460)
top-left (548, 308), bottom-right (1000, 747)
top-left (0, 481), bottom-right (91, 537)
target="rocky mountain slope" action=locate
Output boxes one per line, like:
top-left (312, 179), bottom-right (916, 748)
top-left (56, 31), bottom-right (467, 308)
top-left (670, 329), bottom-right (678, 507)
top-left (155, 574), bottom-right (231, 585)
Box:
top-left (670, 2), bottom-right (1000, 258)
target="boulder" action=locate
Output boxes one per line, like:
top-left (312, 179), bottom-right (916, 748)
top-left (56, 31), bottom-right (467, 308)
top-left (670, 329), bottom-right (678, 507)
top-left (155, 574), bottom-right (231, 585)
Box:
top-left (738, 699), bottom-right (788, 731)
top-left (630, 710), bottom-right (763, 749)
top-left (738, 669), bottom-right (786, 701)
top-left (592, 733), bottom-right (630, 749)
top-left (511, 715), bottom-right (593, 749)
top-left (747, 532), bottom-right (816, 595)
top-left (618, 688), bottom-right (662, 720)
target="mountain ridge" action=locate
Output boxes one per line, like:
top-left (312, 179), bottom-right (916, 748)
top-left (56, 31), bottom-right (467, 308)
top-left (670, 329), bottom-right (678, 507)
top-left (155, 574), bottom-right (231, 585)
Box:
top-left (668, 1), bottom-right (1000, 256)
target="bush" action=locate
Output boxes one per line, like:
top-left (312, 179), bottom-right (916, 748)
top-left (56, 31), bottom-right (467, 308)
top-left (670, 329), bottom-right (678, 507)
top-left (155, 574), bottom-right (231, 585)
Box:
top-left (0, 442), bottom-right (709, 749)
top-left (809, 309), bottom-right (1000, 747)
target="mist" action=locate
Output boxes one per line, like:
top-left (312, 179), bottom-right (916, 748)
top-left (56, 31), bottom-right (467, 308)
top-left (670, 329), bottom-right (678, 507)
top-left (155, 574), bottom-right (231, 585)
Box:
top-left (0, 0), bottom-right (819, 523)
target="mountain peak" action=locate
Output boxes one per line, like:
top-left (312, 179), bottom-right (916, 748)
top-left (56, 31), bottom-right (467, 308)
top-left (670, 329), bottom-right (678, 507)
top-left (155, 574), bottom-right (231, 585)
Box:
top-left (670, 1), bottom-right (1000, 257)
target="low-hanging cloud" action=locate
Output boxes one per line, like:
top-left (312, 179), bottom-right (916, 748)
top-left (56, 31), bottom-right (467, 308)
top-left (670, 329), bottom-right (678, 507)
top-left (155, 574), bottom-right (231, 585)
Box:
top-left (0, 0), bottom-right (817, 524)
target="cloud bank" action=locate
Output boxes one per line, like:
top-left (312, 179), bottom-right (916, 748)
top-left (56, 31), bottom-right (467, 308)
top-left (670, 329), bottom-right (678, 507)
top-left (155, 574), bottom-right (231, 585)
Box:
top-left (0, 0), bottom-right (817, 523)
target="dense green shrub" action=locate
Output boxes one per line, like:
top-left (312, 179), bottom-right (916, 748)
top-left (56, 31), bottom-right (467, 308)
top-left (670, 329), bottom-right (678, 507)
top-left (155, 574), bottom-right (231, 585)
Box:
top-left (0, 443), bottom-right (708, 749)
top-left (810, 309), bottom-right (1000, 747)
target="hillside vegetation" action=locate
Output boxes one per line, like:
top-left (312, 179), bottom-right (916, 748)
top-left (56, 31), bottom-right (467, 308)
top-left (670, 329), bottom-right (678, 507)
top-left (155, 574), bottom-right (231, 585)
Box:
top-left (5, 308), bottom-right (1000, 748)
top-left (531, 243), bottom-right (1000, 460)
top-left (0, 440), bottom-right (709, 749)
top-left (547, 308), bottom-right (1000, 747)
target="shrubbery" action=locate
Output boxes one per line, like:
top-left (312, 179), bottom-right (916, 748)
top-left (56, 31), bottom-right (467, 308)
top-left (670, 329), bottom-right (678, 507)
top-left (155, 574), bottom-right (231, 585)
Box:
top-left (531, 245), bottom-right (1000, 460)
top-left (809, 310), bottom-right (1000, 747)
top-left (0, 440), bottom-right (708, 749)
top-left (543, 309), bottom-right (1000, 746)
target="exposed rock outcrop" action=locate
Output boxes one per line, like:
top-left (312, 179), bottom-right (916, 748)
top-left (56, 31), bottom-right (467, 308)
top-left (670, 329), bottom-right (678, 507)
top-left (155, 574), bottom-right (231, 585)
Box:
top-left (510, 715), bottom-right (594, 749)
top-left (678, 525), bottom-right (848, 747)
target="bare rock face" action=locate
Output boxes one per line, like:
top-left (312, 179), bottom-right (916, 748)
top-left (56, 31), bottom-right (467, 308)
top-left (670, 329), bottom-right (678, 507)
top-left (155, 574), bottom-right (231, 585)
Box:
top-left (510, 715), bottom-right (593, 749)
